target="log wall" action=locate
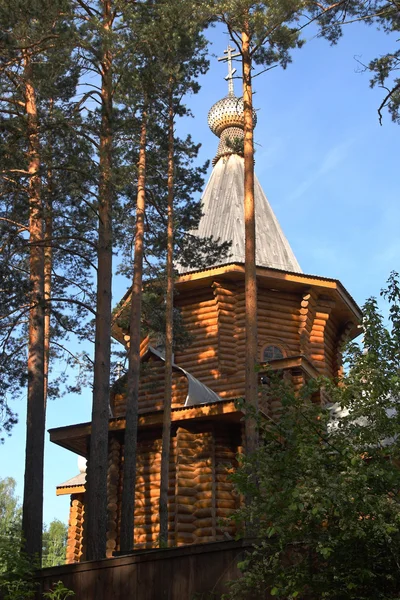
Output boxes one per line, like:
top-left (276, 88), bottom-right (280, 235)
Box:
top-left (174, 423), bottom-right (240, 547)
top-left (66, 493), bottom-right (85, 564)
top-left (63, 274), bottom-right (353, 565)
top-left (112, 359), bottom-right (188, 417)
top-left (106, 436), bottom-right (122, 558)
top-left (175, 281), bottom-right (307, 399)
top-left (66, 422), bottom-right (241, 562)
top-left (113, 278), bottom-right (347, 414)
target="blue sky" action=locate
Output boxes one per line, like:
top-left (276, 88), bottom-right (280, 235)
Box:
top-left (1, 20), bottom-right (398, 526)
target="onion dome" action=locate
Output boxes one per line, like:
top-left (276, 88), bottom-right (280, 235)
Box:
top-left (207, 45), bottom-right (257, 163)
top-left (208, 95), bottom-right (257, 137)
top-left (208, 95), bottom-right (257, 164)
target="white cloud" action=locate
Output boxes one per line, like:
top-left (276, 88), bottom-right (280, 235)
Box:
top-left (288, 138), bottom-right (355, 201)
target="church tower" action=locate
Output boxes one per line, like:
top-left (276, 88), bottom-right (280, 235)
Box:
top-left (51, 49), bottom-right (361, 562)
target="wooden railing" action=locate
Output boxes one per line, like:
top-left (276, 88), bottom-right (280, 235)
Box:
top-left (35, 539), bottom-right (253, 600)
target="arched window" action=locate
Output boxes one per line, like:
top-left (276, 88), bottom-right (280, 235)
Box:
top-left (262, 344), bottom-right (284, 362)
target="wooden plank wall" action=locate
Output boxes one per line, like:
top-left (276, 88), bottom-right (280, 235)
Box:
top-left (36, 540), bottom-right (258, 600)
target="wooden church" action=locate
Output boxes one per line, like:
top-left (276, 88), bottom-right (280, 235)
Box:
top-left (49, 48), bottom-right (361, 564)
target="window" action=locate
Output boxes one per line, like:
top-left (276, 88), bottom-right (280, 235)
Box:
top-left (262, 345), bottom-right (284, 362)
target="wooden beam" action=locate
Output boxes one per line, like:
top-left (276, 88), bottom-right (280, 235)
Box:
top-left (49, 401), bottom-right (241, 456)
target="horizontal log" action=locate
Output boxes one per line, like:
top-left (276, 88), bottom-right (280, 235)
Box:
top-left (311, 324), bottom-right (326, 333)
top-left (216, 507), bottom-right (239, 518)
top-left (257, 321), bottom-right (299, 334)
top-left (195, 517), bottom-right (214, 529)
top-left (311, 354), bottom-right (325, 362)
top-left (176, 460), bottom-right (212, 470)
top-left (134, 534), bottom-right (159, 544)
top-left (175, 523), bottom-right (196, 534)
top-left (176, 495), bottom-right (196, 506)
top-left (174, 513), bottom-right (195, 524)
top-left (176, 534), bottom-right (194, 544)
top-left (180, 298), bottom-right (217, 312)
top-left (175, 503), bottom-right (197, 515)
top-left (194, 508), bottom-right (212, 519)
top-left (195, 527), bottom-right (214, 537)
top-left (194, 482), bottom-right (213, 493)
top-left (212, 286), bottom-right (236, 297)
top-left (195, 499), bottom-right (212, 509)
top-left (216, 491), bottom-right (236, 501)
top-left (175, 487), bottom-right (197, 497)
top-left (179, 297), bottom-right (215, 310)
top-left (216, 482), bottom-right (235, 492)
top-left (182, 309), bottom-right (218, 325)
top-left (184, 319), bottom-right (218, 331)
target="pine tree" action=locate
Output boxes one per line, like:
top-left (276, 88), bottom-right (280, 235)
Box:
top-left (0, 0), bottom-right (81, 560)
top-left (119, 99), bottom-right (148, 552)
top-left (71, 0), bottom-right (119, 561)
top-left (150, 0), bottom-right (210, 548)
top-left (213, 0), bottom-right (305, 456)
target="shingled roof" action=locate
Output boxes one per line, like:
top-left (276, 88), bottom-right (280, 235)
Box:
top-left (178, 153), bottom-right (302, 274)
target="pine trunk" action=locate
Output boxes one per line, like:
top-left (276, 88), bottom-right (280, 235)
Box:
top-left (44, 103), bottom-right (54, 409)
top-left (43, 193), bottom-right (52, 410)
top-left (85, 0), bottom-right (113, 562)
top-left (120, 106), bottom-right (148, 552)
top-left (159, 87), bottom-right (174, 547)
top-left (242, 26), bottom-right (258, 455)
top-left (21, 54), bottom-right (45, 561)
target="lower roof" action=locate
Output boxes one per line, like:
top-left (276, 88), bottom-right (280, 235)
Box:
top-left (49, 400), bottom-right (242, 458)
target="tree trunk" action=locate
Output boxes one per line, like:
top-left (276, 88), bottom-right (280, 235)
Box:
top-left (120, 105), bottom-right (148, 553)
top-left (43, 185), bottom-right (52, 411)
top-left (85, 0), bottom-right (113, 562)
top-left (242, 25), bottom-right (258, 455)
top-left (44, 101), bottom-right (54, 410)
top-left (21, 53), bottom-right (45, 562)
top-left (159, 86), bottom-right (174, 547)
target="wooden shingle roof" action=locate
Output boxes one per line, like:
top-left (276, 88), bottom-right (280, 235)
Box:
top-left (178, 154), bottom-right (302, 274)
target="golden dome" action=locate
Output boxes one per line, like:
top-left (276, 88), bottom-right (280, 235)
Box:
top-left (207, 94), bottom-right (257, 137)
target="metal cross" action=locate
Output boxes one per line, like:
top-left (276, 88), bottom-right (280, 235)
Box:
top-left (218, 45), bottom-right (240, 96)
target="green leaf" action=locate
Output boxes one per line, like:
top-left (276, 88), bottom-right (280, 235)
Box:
top-left (271, 587), bottom-right (279, 596)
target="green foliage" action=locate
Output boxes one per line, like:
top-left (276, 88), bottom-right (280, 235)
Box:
top-left (225, 136), bottom-right (244, 156)
top-left (226, 273), bottom-right (400, 599)
top-left (42, 581), bottom-right (75, 600)
top-left (42, 520), bottom-right (68, 568)
top-left (0, 478), bottom-right (68, 596)
top-left (0, 479), bottom-right (37, 600)
top-left (0, 0), bottom-right (97, 435)
top-left (366, 1), bottom-right (400, 123)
